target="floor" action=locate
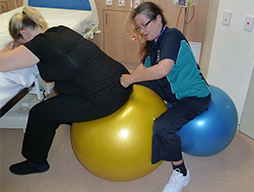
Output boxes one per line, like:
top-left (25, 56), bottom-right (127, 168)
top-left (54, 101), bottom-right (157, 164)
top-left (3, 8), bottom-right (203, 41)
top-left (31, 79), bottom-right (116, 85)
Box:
top-left (1, 63), bottom-right (254, 192)
top-left (1, 127), bottom-right (254, 192)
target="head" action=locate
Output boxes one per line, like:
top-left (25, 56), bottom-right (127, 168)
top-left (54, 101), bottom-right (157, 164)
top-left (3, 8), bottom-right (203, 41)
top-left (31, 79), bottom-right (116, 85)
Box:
top-left (133, 2), bottom-right (167, 41)
top-left (9, 6), bottom-right (48, 44)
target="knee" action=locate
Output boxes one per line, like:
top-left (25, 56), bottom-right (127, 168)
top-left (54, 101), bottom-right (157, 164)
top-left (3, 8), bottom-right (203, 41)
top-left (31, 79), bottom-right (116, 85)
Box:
top-left (28, 102), bottom-right (49, 122)
top-left (153, 118), bottom-right (169, 136)
top-left (153, 117), bottom-right (178, 137)
top-left (29, 104), bottom-right (40, 117)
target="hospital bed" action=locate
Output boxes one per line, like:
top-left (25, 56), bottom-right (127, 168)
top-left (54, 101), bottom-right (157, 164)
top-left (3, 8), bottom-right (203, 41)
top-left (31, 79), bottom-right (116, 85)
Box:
top-left (0, 0), bottom-right (100, 132)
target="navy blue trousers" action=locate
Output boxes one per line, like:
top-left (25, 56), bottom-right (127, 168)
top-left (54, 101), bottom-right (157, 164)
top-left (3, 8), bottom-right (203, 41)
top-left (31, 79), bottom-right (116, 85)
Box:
top-left (138, 81), bottom-right (211, 164)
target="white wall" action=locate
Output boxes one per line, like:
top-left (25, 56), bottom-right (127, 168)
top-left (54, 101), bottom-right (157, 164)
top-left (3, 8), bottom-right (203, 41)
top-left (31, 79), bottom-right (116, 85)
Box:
top-left (207, 0), bottom-right (254, 124)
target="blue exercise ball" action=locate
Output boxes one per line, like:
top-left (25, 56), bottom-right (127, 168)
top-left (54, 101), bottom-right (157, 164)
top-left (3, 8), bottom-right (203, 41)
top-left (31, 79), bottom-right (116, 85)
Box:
top-left (177, 85), bottom-right (238, 156)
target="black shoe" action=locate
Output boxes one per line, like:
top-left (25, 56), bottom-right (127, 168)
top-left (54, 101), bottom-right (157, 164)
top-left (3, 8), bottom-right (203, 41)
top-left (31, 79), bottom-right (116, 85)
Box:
top-left (9, 160), bottom-right (50, 175)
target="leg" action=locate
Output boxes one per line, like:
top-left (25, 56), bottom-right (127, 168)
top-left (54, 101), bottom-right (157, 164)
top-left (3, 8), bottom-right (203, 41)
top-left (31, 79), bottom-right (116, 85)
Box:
top-left (22, 85), bottom-right (132, 164)
top-left (156, 96), bottom-right (210, 192)
top-left (152, 95), bottom-right (211, 164)
top-left (21, 95), bottom-right (101, 164)
top-left (10, 95), bottom-right (101, 174)
top-left (10, 85), bottom-right (132, 175)
top-left (152, 100), bottom-right (192, 164)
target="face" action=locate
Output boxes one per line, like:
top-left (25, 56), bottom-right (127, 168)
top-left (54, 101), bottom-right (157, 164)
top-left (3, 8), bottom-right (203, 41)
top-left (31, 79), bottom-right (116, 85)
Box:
top-left (134, 13), bottom-right (162, 41)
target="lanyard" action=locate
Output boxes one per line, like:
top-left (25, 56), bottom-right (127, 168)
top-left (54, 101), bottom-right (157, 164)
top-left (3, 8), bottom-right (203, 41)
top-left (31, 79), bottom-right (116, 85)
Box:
top-left (153, 26), bottom-right (166, 41)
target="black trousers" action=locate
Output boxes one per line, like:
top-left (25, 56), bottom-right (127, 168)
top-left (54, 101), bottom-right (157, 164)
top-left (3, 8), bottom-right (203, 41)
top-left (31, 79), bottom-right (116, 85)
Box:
top-left (22, 83), bottom-right (132, 164)
top-left (138, 81), bottom-right (211, 164)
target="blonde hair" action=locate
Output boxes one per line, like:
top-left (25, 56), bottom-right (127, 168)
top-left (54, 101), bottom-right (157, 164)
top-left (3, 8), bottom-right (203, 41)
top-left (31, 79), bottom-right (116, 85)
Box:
top-left (9, 6), bottom-right (49, 40)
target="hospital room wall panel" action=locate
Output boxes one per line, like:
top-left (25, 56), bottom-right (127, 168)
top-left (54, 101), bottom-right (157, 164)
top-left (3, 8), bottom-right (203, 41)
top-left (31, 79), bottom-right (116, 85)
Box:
top-left (0, 1), bottom-right (8, 13)
top-left (94, 0), bottom-right (210, 64)
top-left (2, 0), bottom-right (23, 12)
top-left (92, 0), bottom-right (145, 63)
top-left (9, 0), bottom-right (209, 65)
top-left (103, 10), bottom-right (142, 63)
top-left (146, 0), bottom-right (209, 43)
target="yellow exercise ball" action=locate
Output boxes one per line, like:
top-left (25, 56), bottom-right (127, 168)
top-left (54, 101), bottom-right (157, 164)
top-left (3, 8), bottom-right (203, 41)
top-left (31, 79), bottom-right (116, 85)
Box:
top-left (71, 85), bottom-right (167, 181)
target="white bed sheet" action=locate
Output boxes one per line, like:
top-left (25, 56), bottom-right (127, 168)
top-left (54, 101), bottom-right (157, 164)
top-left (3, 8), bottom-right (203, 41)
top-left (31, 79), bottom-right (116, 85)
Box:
top-left (0, 6), bottom-right (93, 39)
top-left (0, 67), bottom-right (39, 108)
top-left (0, 6), bottom-right (93, 108)
top-left (0, 34), bottom-right (39, 108)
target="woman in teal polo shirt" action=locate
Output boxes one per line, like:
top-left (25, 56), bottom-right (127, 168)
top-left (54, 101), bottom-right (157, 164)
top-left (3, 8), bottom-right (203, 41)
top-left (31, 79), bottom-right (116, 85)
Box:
top-left (120, 2), bottom-right (211, 192)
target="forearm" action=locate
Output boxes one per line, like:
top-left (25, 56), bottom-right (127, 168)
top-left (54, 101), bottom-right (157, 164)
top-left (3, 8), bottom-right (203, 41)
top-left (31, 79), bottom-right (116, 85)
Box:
top-left (0, 46), bottom-right (11, 52)
top-left (121, 64), bottom-right (168, 88)
top-left (0, 41), bottom-right (23, 71)
top-left (0, 52), bottom-right (16, 71)
top-left (0, 45), bottom-right (39, 72)
top-left (132, 64), bottom-right (169, 82)
top-left (120, 59), bottom-right (174, 88)
top-left (131, 63), bottom-right (145, 75)
top-left (0, 41), bottom-right (21, 52)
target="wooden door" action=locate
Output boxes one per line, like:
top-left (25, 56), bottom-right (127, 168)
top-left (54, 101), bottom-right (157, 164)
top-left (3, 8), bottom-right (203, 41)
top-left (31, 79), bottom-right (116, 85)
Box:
top-left (104, 10), bottom-right (142, 63)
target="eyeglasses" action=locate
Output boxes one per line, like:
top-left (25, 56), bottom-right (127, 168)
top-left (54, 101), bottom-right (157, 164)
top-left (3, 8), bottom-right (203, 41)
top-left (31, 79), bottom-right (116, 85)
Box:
top-left (135, 19), bottom-right (153, 31)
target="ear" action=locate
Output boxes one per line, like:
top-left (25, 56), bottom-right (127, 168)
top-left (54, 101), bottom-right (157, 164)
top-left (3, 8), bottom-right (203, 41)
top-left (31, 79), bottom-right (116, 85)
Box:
top-left (19, 30), bottom-right (30, 40)
top-left (156, 15), bottom-right (162, 23)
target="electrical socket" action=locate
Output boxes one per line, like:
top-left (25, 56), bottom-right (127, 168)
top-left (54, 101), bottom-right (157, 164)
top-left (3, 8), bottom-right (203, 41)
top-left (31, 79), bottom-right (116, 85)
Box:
top-left (222, 10), bottom-right (232, 26)
top-left (118, 0), bottom-right (125, 6)
top-left (131, 0), bottom-right (140, 8)
top-left (172, 0), bottom-right (178, 6)
top-left (106, 0), bottom-right (112, 6)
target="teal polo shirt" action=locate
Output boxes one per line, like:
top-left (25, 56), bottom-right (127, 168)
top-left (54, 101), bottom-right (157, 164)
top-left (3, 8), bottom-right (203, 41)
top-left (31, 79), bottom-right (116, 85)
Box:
top-left (143, 27), bottom-right (210, 100)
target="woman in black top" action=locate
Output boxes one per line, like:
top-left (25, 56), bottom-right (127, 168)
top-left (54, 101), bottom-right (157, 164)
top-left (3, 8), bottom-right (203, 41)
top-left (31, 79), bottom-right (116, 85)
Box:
top-left (0, 6), bottom-right (132, 175)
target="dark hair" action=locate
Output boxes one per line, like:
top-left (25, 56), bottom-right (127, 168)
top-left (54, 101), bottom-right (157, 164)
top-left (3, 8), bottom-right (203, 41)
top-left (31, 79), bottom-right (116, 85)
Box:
top-left (133, 2), bottom-right (167, 25)
top-left (133, 2), bottom-right (167, 58)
